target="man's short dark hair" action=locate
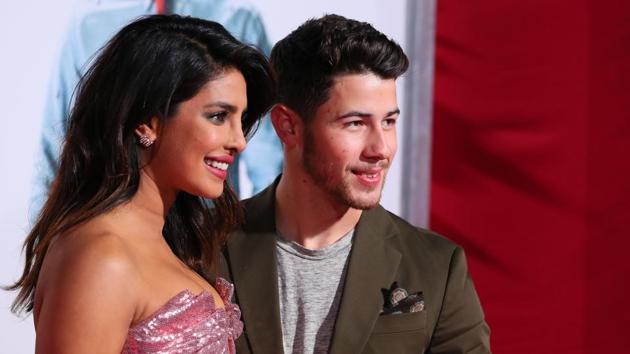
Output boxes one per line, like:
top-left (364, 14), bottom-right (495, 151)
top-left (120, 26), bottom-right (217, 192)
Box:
top-left (270, 14), bottom-right (409, 121)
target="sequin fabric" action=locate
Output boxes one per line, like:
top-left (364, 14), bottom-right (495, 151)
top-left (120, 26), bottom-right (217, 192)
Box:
top-left (122, 278), bottom-right (243, 354)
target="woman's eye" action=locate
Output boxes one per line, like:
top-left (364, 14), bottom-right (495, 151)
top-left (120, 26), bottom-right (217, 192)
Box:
top-left (205, 111), bottom-right (228, 123)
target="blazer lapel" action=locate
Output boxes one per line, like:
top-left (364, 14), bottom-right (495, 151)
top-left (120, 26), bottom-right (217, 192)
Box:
top-left (225, 184), bottom-right (284, 354)
top-left (329, 206), bottom-right (402, 354)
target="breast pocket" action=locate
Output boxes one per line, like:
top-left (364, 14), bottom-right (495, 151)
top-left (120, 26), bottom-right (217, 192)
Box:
top-left (373, 310), bottom-right (426, 334)
top-left (364, 311), bottom-right (427, 354)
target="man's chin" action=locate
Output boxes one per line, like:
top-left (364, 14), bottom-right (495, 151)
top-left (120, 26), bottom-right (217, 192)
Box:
top-left (349, 201), bottom-right (380, 210)
top-left (344, 191), bottom-right (382, 210)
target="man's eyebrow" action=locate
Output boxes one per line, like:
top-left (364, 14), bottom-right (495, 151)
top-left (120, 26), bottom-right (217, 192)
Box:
top-left (338, 111), bottom-right (371, 119)
top-left (203, 101), bottom-right (238, 113)
top-left (386, 108), bottom-right (401, 117)
top-left (337, 108), bottom-right (400, 119)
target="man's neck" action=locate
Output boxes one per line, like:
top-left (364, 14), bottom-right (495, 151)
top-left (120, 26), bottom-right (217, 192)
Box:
top-left (274, 170), bottom-right (362, 250)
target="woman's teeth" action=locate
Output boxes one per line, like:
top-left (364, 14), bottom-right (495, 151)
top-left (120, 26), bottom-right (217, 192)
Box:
top-left (206, 159), bottom-right (229, 171)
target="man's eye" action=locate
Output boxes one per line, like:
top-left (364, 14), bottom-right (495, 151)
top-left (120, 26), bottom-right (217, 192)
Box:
top-left (383, 118), bottom-right (397, 127)
top-left (345, 120), bottom-right (364, 128)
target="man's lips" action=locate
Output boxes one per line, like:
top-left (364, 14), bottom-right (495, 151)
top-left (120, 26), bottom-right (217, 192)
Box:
top-left (351, 168), bottom-right (383, 187)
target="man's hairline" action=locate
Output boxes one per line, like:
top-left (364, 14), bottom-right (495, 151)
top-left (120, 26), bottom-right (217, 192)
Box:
top-left (281, 69), bottom-right (402, 124)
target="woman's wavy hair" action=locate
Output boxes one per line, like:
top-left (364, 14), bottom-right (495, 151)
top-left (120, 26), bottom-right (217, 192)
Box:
top-left (7, 14), bottom-right (275, 314)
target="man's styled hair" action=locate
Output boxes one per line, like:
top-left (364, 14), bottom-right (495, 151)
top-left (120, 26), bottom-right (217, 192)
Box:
top-left (270, 14), bottom-right (409, 121)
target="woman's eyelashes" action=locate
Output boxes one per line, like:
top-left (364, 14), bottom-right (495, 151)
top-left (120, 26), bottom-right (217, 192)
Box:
top-left (205, 111), bottom-right (228, 124)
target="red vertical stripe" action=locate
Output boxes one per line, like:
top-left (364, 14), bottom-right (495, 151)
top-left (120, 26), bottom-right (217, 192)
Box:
top-left (585, 0), bottom-right (630, 352)
top-left (156, 0), bottom-right (166, 15)
top-left (432, 0), bottom-right (630, 353)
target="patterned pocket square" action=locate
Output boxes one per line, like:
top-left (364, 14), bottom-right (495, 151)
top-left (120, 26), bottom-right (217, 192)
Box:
top-left (381, 282), bottom-right (425, 315)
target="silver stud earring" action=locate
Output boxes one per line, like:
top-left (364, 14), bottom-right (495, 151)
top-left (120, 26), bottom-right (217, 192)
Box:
top-left (139, 134), bottom-right (154, 147)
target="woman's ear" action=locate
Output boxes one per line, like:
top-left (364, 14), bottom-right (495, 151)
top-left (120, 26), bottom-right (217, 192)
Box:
top-left (270, 104), bottom-right (303, 148)
top-left (134, 117), bottom-right (159, 148)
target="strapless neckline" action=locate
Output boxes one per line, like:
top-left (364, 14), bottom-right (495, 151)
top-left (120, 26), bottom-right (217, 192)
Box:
top-left (130, 289), bottom-right (221, 329)
top-left (122, 277), bottom-right (243, 354)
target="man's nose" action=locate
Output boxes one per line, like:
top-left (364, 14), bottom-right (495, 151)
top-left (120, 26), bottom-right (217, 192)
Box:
top-left (365, 128), bottom-right (394, 161)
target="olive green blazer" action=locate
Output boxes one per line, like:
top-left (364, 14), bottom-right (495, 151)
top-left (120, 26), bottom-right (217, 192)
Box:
top-left (220, 182), bottom-right (491, 353)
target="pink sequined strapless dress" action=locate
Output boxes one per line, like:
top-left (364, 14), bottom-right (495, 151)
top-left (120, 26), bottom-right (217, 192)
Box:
top-left (121, 278), bottom-right (243, 354)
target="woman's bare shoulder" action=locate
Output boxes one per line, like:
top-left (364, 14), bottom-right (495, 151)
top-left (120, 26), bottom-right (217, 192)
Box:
top-left (47, 218), bottom-right (138, 280)
top-left (36, 217), bottom-right (141, 319)
top-left (34, 218), bottom-right (142, 352)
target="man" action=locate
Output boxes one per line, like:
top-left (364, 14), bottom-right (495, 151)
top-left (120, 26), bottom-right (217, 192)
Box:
top-left (221, 14), bottom-right (491, 354)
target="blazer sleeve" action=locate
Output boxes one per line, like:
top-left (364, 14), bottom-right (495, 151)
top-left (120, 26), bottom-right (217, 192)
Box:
top-left (428, 247), bottom-right (491, 353)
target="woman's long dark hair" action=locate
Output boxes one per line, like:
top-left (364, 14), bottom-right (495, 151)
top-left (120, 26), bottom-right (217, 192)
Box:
top-left (7, 15), bottom-right (275, 314)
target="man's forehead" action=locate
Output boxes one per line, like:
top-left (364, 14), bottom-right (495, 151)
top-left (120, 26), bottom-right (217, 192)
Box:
top-left (323, 73), bottom-right (398, 112)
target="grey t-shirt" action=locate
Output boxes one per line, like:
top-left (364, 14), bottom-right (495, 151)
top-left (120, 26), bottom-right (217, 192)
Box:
top-left (276, 230), bottom-right (354, 354)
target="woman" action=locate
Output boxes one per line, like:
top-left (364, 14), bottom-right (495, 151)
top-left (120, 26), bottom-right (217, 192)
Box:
top-left (7, 15), bottom-right (274, 353)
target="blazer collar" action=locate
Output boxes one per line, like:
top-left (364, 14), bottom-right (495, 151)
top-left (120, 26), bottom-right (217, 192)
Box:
top-left (328, 204), bottom-right (402, 354)
top-left (226, 181), bottom-right (283, 354)
top-left (226, 179), bottom-right (402, 354)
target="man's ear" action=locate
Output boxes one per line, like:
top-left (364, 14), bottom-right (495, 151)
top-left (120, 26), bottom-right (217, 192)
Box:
top-left (270, 104), bottom-right (303, 148)
top-left (134, 117), bottom-right (159, 147)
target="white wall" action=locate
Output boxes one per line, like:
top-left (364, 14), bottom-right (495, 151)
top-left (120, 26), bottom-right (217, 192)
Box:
top-left (0, 1), bottom-right (76, 350)
top-left (0, 1), bottom-right (407, 351)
